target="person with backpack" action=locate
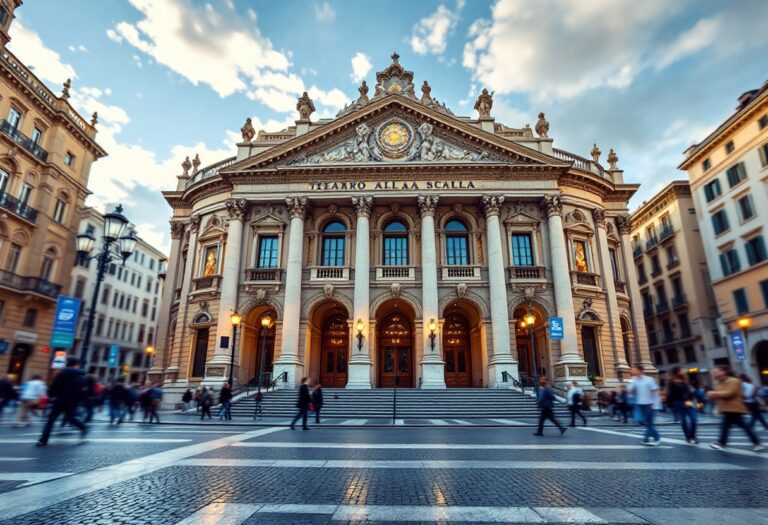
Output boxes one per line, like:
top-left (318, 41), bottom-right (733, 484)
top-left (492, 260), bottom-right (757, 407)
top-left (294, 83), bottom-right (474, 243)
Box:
top-left (534, 376), bottom-right (566, 436)
top-left (614, 385), bottom-right (630, 424)
top-left (147, 383), bottom-right (163, 424)
top-left (108, 379), bottom-right (130, 425)
top-left (740, 374), bottom-right (768, 431)
top-left (666, 367), bottom-right (698, 444)
top-left (199, 387), bottom-right (213, 420)
top-left (290, 377), bottom-right (311, 430)
top-left (566, 380), bottom-right (587, 427)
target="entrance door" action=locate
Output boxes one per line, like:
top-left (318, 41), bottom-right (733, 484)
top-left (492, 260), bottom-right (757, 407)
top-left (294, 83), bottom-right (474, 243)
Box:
top-left (320, 314), bottom-right (348, 388)
top-left (7, 344), bottom-right (32, 383)
top-left (581, 326), bottom-right (601, 377)
top-left (443, 314), bottom-right (472, 387)
top-left (254, 320), bottom-right (276, 387)
top-left (379, 313), bottom-right (413, 387)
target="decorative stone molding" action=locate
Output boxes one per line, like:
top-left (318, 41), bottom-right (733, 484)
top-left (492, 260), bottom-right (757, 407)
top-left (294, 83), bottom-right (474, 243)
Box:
top-left (481, 194), bottom-right (505, 217)
top-left (181, 156), bottom-right (192, 176)
top-left (590, 144), bottom-right (601, 163)
top-left (456, 282), bottom-right (467, 299)
top-left (328, 204), bottom-right (338, 216)
top-left (540, 195), bottom-right (563, 218)
top-left (615, 215), bottom-right (631, 235)
top-left (417, 195), bottom-right (439, 217)
top-left (170, 221), bottom-right (186, 239)
top-left (592, 208), bottom-right (606, 228)
top-left (296, 91), bottom-right (315, 120)
top-left (390, 282), bottom-right (402, 298)
top-left (535, 112), bottom-right (549, 138)
top-left (474, 88), bottom-right (493, 118)
top-left (607, 148), bottom-right (619, 169)
top-left (189, 215), bottom-right (201, 232)
top-left (255, 288), bottom-right (268, 304)
top-left (240, 118), bottom-right (256, 142)
top-left (323, 284), bottom-right (335, 300)
top-left (352, 195), bottom-right (374, 218)
top-left (225, 198), bottom-right (249, 221)
top-left (285, 196), bottom-right (310, 220)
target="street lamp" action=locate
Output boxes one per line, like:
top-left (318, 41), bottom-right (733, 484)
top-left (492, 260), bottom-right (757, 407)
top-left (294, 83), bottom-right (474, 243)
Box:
top-left (525, 302), bottom-right (540, 395)
top-left (143, 345), bottom-right (154, 384)
top-left (76, 204), bottom-right (136, 370)
top-left (736, 316), bottom-right (751, 371)
top-left (428, 318), bottom-right (437, 351)
top-left (356, 318), bottom-right (365, 351)
top-left (228, 310), bottom-right (242, 388)
top-left (257, 313), bottom-right (272, 394)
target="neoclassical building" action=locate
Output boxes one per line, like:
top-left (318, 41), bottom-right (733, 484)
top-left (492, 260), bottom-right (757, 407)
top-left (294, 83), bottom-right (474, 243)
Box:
top-left (154, 56), bottom-right (652, 401)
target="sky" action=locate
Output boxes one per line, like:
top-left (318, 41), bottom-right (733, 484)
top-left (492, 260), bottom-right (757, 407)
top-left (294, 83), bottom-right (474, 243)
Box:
top-left (7, 0), bottom-right (768, 253)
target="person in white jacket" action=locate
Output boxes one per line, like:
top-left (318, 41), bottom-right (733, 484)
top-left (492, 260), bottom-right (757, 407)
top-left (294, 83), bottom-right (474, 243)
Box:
top-left (14, 375), bottom-right (47, 427)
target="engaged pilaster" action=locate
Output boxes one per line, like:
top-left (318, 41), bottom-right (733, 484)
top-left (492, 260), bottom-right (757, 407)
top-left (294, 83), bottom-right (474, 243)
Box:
top-left (347, 195), bottom-right (374, 389)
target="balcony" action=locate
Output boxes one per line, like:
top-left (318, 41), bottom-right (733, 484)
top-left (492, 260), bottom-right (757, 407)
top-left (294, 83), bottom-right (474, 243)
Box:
top-left (655, 301), bottom-right (670, 314)
top-left (376, 266), bottom-right (415, 281)
top-left (644, 307), bottom-right (654, 318)
top-left (571, 271), bottom-right (600, 287)
top-left (614, 280), bottom-right (627, 294)
top-left (192, 275), bottom-right (221, 291)
top-left (310, 266), bottom-right (349, 281)
top-left (173, 288), bottom-right (181, 303)
top-left (0, 268), bottom-right (60, 299)
top-left (0, 120), bottom-right (49, 162)
top-left (442, 265), bottom-right (481, 281)
top-left (662, 331), bottom-right (675, 344)
top-left (659, 226), bottom-right (674, 242)
top-left (507, 266), bottom-right (546, 280)
top-left (638, 274), bottom-right (648, 285)
top-left (672, 295), bottom-right (688, 309)
top-left (244, 267), bottom-right (282, 282)
top-left (0, 192), bottom-right (38, 223)
top-left (648, 333), bottom-right (659, 347)
top-left (645, 237), bottom-right (659, 251)
top-left (633, 246), bottom-right (643, 259)
top-left (650, 265), bottom-right (662, 278)
top-left (666, 258), bottom-right (680, 270)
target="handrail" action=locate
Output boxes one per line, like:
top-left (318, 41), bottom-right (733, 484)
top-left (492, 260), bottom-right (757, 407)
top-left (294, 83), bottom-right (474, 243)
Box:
top-left (269, 371), bottom-right (288, 391)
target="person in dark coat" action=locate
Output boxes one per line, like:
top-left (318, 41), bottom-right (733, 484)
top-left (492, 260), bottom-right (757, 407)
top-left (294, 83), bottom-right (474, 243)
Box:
top-left (290, 377), bottom-right (311, 430)
top-left (0, 375), bottom-right (14, 418)
top-left (37, 357), bottom-right (87, 446)
top-left (312, 382), bottom-right (324, 424)
top-left (199, 387), bottom-right (213, 420)
top-left (218, 383), bottom-right (233, 420)
top-left (108, 379), bottom-right (130, 424)
top-left (534, 376), bottom-right (566, 436)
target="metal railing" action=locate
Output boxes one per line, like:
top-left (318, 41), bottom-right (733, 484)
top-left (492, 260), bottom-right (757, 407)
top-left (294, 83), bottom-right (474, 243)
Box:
top-left (508, 266), bottom-right (546, 279)
top-left (672, 295), bottom-right (687, 308)
top-left (0, 120), bottom-right (49, 162)
top-left (0, 191), bottom-right (38, 223)
top-left (185, 156), bottom-right (237, 188)
top-left (572, 271), bottom-right (600, 287)
top-left (442, 265), bottom-right (481, 279)
top-left (659, 226), bottom-right (674, 242)
top-left (656, 301), bottom-right (670, 314)
top-left (645, 237), bottom-right (659, 251)
top-left (244, 267), bottom-right (282, 282)
top-left (0, 268), bottom-right (60, 299)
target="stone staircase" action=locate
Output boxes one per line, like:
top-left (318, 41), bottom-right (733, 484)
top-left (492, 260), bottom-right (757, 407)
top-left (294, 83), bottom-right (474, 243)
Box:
top-left (229, 388), bottom-right (572, 419)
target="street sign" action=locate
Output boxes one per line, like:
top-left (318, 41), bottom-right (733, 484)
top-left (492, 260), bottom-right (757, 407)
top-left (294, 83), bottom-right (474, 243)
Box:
top-left (51, 350), bottom-right (67, 369)
top-left (50, 296), bottom-right (81, 349)
top-left (108, 345), bottom-right (120, 367)
top-left (549, 317), bottom-right (564, 340)
top-left (729, 332), bottom-right (747, 361)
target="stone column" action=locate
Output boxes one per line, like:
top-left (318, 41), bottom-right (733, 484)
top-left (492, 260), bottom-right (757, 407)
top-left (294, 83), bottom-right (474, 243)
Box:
top-left (347, 195), bottom-right (374, 388)
top-left (593, 209), bottom-right (630, 383)
top-left (151, 220), bottom-right (184, 384)
top-left (203, 199), bottom-right (249, 388)
top-left (616, 216), bottom-right (655, 372)
top-left (481, 195), bottom-right (518, 388)
top-left (541, 195), bottom-right (588, 388)
top-left (272, 197), bottom-right (310, 387)
top-left (417, 195), bottom-right (445, 388)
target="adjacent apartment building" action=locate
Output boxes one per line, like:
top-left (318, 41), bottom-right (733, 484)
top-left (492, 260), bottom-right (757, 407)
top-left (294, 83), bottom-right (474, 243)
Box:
top-left (70, 207), bottom-right (166, 384)
top-left (630, 181), bottom-right (724, 386)
top-left (0, 1), bottom-right (106, 382)
top-left (680, 80), bottom-right (768, 384)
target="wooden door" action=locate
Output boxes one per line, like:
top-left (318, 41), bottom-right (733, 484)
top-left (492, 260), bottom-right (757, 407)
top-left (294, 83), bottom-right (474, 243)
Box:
top-left (379, 313), bottom-right (413, 387)
top-left (443, 314), bottom-right (472, 387)
top-left (320, 314), bottom-right (349, 387)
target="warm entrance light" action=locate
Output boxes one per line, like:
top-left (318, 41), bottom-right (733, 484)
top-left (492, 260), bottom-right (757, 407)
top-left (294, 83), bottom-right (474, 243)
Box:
top-left (356, 319), bottom-right (365, 334)
top-left (145, 345), bottom-right (154, 355)
top-left (525, 313), bottom-right (536, 326)
top-left (737, 317), bottom-right (752, 329)
top-left (356, 318), bottom-right (365, 351)
top-left (261, 313), bottom-right (272, 328)
top-left (428, 318), bottom-right (437, 334)
top-left (231, 311), bottom-right (242, 326)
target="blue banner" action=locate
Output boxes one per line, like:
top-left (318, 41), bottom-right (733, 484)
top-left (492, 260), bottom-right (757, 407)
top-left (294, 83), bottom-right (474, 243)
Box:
top-left (730, 332), bottom-right (747, 361)
top-left (549, 317), bottom-right (564, 340)
top-left (50, 296), bottom-right (81, 349)
top-left (108, 345), bottom-right (120, 368)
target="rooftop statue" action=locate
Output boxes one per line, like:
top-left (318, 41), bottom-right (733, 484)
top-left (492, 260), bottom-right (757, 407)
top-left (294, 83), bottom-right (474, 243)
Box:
top-left (535, 112), bottom-right (549, 138)
top-left (474, 88), bottom-right (494, 118)
top-left (297, 92), bottom-right (315, 120)
top-left (240, 117), bottom-right (256, 142)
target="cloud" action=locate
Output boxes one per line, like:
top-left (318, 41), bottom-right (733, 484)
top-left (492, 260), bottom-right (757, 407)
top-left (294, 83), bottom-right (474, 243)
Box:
top-left (350, 52), bottom-right (371, 83)
top-left (654, 17), bottom-right (719, 70)
top-left (68, 44), bottom-right (88, 53)
top-left (410, 3), bottom-right (462, 55)
top-left (313, 2), bottom-right (336, 23)
top-left (8, 21), bottom-right (76, 85)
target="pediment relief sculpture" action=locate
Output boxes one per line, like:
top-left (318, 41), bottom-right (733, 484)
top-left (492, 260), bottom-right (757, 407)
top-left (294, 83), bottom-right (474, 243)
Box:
top-left (505, 201), bottom-right (541, 223)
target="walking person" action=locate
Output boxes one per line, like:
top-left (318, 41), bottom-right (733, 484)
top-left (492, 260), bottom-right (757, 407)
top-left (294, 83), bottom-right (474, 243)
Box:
top-left (253, 391), bottom-right (264, 420)
top-left (740, 374), bottom-right (768, 430)
top-left (199, 387), bottom-right (213, 420)
top-left (0, 375), bottom-right (14, 418)
top-left (290, 377), bottom-right (311, 430)
top-left (14, 375), bottom-right (47, 427)
top-left (533, 377), bottom-right (566, 436)
top-left (628, 365), bottom-right (661, 446)
top-left (181, 388), bottom-right (193, 411)
top-left (312, 382), bottom-right (324, 424)
top-left (566, 380), bottom-right (587, 427)
top-left (108, 379), bottom-right (129, 425)
top-left (37, 357), bottom-right (88, 446)
top-left (218, 383), bottom-right (233, 421)
top-left (666, 367), bottom-right (698, 444)
top-left (708, 365), bottom-right (764, 452)
top-left (147, 383), bottom-right (163, 424)
top-left (615, 385), bottom-right (630, 424)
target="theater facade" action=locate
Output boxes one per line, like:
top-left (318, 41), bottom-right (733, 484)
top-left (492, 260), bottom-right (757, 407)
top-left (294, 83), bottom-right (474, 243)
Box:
top-left (154, 56), bottom-right (653, 401)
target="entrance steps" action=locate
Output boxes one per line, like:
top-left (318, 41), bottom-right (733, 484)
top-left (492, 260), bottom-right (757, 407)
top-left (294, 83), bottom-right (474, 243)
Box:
top-left (230, 388), bottom-right (571, 419)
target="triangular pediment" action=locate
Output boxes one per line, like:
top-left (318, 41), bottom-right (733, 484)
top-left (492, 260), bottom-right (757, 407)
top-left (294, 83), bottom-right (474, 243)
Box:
top-left (224, 95), bottom-right (569, 174)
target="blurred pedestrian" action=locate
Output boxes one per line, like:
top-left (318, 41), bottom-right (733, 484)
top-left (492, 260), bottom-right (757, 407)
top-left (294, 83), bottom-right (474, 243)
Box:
top-left (14, 375), bottom-right (47, 427)
top-left (628, 365), bottom-right (661, 446)
top-left (290, 377), bottom-right (311, 430)
top-left (199, 387), bottom-right (213, 420)
top-left (253, 391), bottom-right (264, 420)
top-left (566, 380), bottom-right (587, 427)
top-left (740, 374), bottom-right (768, 431)
top-left (147, 383), bottom-right (163, 424)
top-left (194, 387), bottom-right (203, 412)
top-left (181, 388), bottom-right (193, 411)
top-left (108, 378), bottom-right (129, 425)
top-left (708, 365), bottom-right (763, 452)
top-left (218, 383), bottom-right (232, 420)
top-left (615, 384), bottom-right (630, 424)
top-left (37, 357), bottom-right (87, 446)
top-left (312, 382), bottom-right (324, 424)
top-left (666, 367), bottom-right (698, 444)
top-left (534, 377), bottom-right (566, 436)
top-left (0, 375), bottom-right (14, 418)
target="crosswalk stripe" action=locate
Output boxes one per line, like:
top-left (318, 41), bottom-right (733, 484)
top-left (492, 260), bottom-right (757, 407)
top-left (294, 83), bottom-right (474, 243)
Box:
top-left (395, 419), bottom-right (404, 426)
top-left (428, 419), bottom-right (450, 425)
top-left (0, 457), bottom-right (33, 461)
top-left (0, 472), bottom-right (72, 487)
top-left (0, 438), bottom-right (192, 444)
top-left (339, 419), bottom-right (367, 425)
top-left (489, 419), bottom-right (527, 426)
top-left (233, 442), bottom-right (669, 450)
top-left (175, 503), bottom-right (262, 525)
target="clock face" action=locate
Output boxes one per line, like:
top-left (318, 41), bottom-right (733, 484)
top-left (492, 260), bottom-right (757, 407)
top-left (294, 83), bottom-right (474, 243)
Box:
top-left (376, 119), bottom-right (413, 158)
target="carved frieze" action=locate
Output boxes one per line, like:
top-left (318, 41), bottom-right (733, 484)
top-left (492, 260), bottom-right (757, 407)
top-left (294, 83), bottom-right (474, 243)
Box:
top-left (592, 208), bottom-right (606, 228)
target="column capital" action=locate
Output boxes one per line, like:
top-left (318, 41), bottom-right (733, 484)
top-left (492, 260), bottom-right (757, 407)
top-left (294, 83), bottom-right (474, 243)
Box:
top-left (592, 208), bottom-right (606, 228)
top-left (169, 221), bottom-right (186, 239)
top-left (481, 194), bottom-right (505, 217)
top-left (615, 215), bottom-right (631, 235)
top-left (189, 215), bottom-right (201, 232)
top-left (285, 196), bottom-right (310, 220)
top-left (540, 194), bottom-right (563, 218)
top-left (352, 195), bottom-right (374, 218)
top-left (225, 198), bottom-right (250, 221)
top-left (417, 195), bottom-right (439, 217)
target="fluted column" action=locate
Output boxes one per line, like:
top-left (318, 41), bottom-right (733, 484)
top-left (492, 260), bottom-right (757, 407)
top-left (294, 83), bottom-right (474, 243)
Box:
top-left (347, 195), bottom-right (374, 388)
top-left (617, 216), bottom-right (655, 372)
top-left (272, 197), bottom-right (310, 387)
top-left (593, 209), bottom-right (629, 381)
top-left (481, 195), bottom-right (518, 388)
top-left (417, 195), bottom-right (445, 389)
top-left (204, 199), bottom-right (249, 387)
top-left (151, 220), bottom-right (184, 384)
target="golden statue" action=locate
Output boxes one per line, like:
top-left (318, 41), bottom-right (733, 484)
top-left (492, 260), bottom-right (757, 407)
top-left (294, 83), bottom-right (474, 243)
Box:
top-left (203, 248), bottom-right (217, 276)
top-left (574, 241), bottom-right (588, 272)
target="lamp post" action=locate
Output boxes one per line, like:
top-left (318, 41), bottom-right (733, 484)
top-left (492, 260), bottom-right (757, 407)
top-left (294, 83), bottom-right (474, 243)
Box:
top-left (525, 302), bottom-right (539, 396)
top-left (428, 318), bottom-right (437, 352)
top-left (143, 345), bottom-right (154, 384)
top-left (257, 313), bottom-right (272, 395)
top-left (736, 316), bottom-right (752, 373)
top-left (76, 205), bottom-right (137, 371)
top-left (229, 310), bottom-right (242, 388)
top-left (356, 318), bottom-right (365, 351)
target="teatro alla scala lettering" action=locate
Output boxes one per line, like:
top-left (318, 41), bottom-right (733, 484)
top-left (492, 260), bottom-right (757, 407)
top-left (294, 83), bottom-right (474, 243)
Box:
top-left (153, 54), bottom-right (654, 403)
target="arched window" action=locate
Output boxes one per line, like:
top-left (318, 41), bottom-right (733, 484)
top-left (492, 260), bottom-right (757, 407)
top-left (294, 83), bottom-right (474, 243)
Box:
top-left (445, 219), bottom-right (469, 266)
top-left (383, 220), bottom-right (408, 266)
top-left (0, 168), bottom-right (9, 194)
top-left (40, 247), bottom-right (57, 281)
top-left (321, 221), bottom-right (346, 266)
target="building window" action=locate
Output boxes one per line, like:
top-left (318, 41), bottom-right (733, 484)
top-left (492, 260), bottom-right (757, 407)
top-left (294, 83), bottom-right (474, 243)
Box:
top-left (18, 183), bottom-right (32, 207)
top-left (321, 221), bottom-right (346, 266)
top-left (711, 209), bottom-right (729, 235)
top-left (74, 278), bottom-right (86, 299)
top-left (745, 236), bottom-right (767, 266)
top-left (7, 107), bottom-right (21, 128)
top-left (733, 288), bottom-right (749, 315)
top-left (141, 300), bottom-right (149, 318)
top-left (511, 233), bottom-right (534, 266)
top-left (95, 316), bottom-right (104, 337)
top-left (22, 308), bottom-right (37, 328)
top-left (679, 313), bottom-right (691, 338)
top-left (445, 220), bottom-right (469, 266)
top-left (6, 243), bottom-right (22, 273)
top-left (101, 286), bottom-right (110, 305)
top-left (719, 249), bottom-right (741, 276)
top-left (760, 279), bottom-right (768, 309)
top-left (684, 346), bottom-right (696, 363)
top-left (725, 162), bottom-right (747, 188)
top-left (0, 8), bottom-right (10, 26)
top-left (665, 348), bottom-right (678, 364)
top-left (760, 114), bottom-right (768, 129)
top-left (201, 245), bottom-right (220, 276)
top-left (737, 194), bottom-right (755, 222)
top-left (655, 283), bottom-right (668, 307)
top-left (651, 254), bottom-right (661, 275)
top-left (609, 248), bottom-right (620, 281)
top-left (257, 235), bottom-right (279, 268)
top-left (760, 142), bottom-right (768, 167)
top-left (637, 263), bottom-right (646, 282)
top-left (30, 127), bottom-right (43, 146)
top-left (725, 140), bottom-right (735, 154)
top-left (0, 168), bottom-right (8, 193)
top-left (672, 277), bottom-right (684, 300)
top-left (702, 158), bottom-right (711, 171)
top-left (146, 278), bottom-right (152, 293)
top-left (383, 220), bottom-right (408, 266)
top-left (703, 179), bottom-right (722, 202)
top-left (666, 246), bottom-right (678, 266)
top-left (64, 152), bottom-right (75, 167)
top-left (52, 198), bottom-right (67, 224)
top-left (572, 239), bottom-right (590, 272)
top-left (653, 351), bottom-right (663, 365)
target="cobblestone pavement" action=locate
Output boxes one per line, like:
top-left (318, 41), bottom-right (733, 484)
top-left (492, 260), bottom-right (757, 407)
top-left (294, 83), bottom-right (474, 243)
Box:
top-left (0, 416), bottom-right (766, 524)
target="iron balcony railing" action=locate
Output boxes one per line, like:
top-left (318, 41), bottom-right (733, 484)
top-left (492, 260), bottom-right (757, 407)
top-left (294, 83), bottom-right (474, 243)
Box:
top-left (0, 191), bottom-right (38, 223)
top-left (508, 266), bottom-right (547, 280)
top-left (656, 301), bottom-right (670, 314)
top-left (645, 236), bottom-right (659, 251)
top-left (0, 119), bottom-right (48, 162)
top-left (0, 268), bottom-right (60, 299)
top-left (672, 295), bottom-right (688, 309)
top-left (659, 226), bottom-right (674, 242)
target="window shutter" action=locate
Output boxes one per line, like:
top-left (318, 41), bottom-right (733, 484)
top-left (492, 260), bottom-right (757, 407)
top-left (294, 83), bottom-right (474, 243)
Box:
top-left (746, 242), bottom-right (756, 266)
top-left (760, 143), bottom-right (768, 167)
top-left (719, 253), bottom-right (728, 275)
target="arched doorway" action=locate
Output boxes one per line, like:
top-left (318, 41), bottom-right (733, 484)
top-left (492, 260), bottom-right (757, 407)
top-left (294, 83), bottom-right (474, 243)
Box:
top-left (620, 317), bottom-right (632, 367)
top-left (443, 313), bottom-right (472, 387)
top-left (254, 311), bottom-right (277, 386)
top-left (378, 312), bottom-right (413, 387)
top-left (240, 306), bottom-right (278, 387)
top-left (755, 341), bottom-right (768, 386)
top-left (513, 303), bottom-right (549, 387)
top-left (580, 314), bottom-right (602, 378)
top-left (320, 314), bottom-right (349, 387)
top-left (7, 344), bottom-right (32, 383)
